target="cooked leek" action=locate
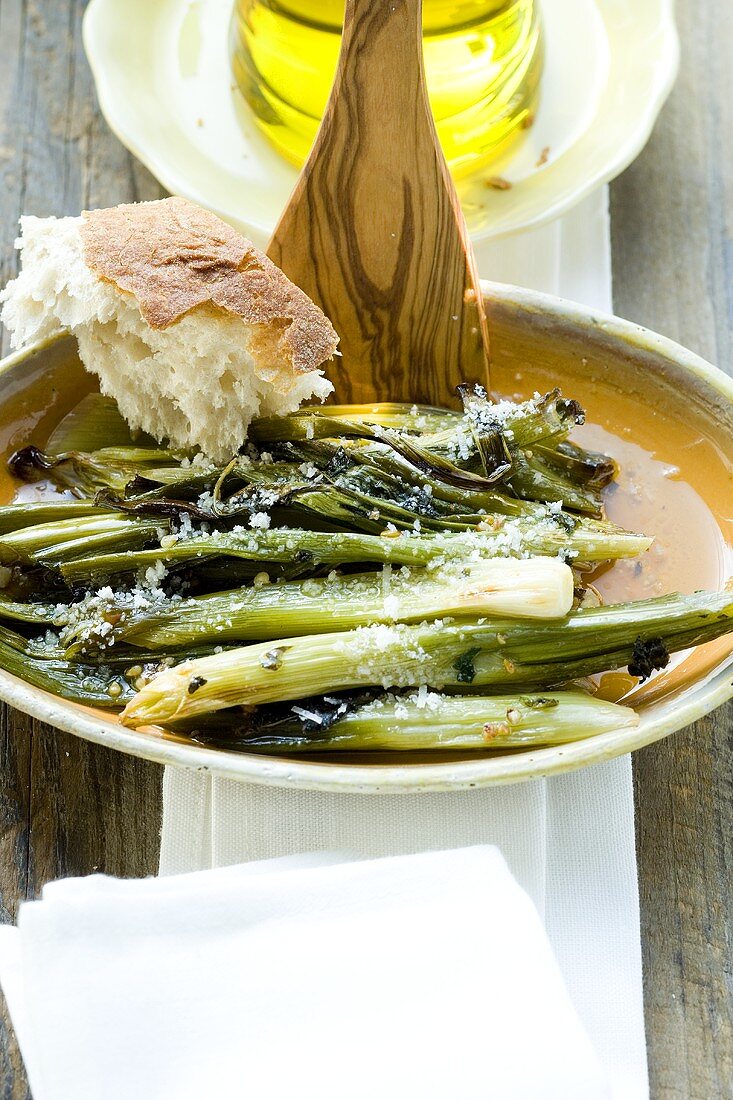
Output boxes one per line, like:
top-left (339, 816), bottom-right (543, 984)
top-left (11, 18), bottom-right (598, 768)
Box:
top-left (121, 589), bottom-right (733, 725)
top-left (0, 500), bottom-right (108, 535)
top-left (56, 520), bottom-right (651, 587)
top-left (0, 622), bottom-right (236, 707)
top-left (0, 514), bottom-right (168, 565)
top-left (186, 691), bottom-right (639, 753)
top-left (4, 389), bottom-right (709, 762)
top-left (62, 557), bottom-right (574, 653)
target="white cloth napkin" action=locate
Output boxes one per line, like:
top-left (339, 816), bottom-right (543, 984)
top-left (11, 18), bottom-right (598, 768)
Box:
top-left (160, 189), bottom-right (649, 1099)
top-left (0, 847), bottom-right (610, 1100)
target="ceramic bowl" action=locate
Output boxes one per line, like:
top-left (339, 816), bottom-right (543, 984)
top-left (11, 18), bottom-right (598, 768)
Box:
top-left (1, 282), bottom-right (731, 792)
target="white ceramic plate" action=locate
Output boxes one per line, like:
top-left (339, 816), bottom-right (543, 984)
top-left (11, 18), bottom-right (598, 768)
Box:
top-left (1, 282), bottom-right (732, 792)
top-left (82, 0), bottom-right (678, 247)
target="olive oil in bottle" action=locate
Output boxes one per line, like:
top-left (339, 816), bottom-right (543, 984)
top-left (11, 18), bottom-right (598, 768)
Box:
top-left (230, 0), bottom-right (543, 177)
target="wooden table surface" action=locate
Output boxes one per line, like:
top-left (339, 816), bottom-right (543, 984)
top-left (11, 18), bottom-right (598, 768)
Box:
top-left (0, 1), bottom-right (731, 1096)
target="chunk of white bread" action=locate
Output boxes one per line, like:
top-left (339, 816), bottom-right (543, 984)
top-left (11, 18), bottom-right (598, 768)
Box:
top-left (0, 198), bottom-right (338, 461)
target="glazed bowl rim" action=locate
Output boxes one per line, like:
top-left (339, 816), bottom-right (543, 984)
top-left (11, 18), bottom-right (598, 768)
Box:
top-left (0, 280), bottom-right (730, 792)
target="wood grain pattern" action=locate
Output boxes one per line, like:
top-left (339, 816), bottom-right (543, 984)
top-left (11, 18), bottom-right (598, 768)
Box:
top-left (0, 3), bottom-right (164, 1097)
top-left (0, 1), bottom-right (731, 1098)
top-left (611, 2), bottom-right (733, 1094)
top-left (267, 0), bottom-right (490, 407)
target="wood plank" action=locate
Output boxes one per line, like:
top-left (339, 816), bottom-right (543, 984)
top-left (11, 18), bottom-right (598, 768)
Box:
top-left (0, 2), bottom-right (164, 1095)
top-left (0, 707), bottom-right (31, 1100)
top-left (0, 0), bottom-right (730, 1097)
top-left (610, 1), bottom-right (733, 1094)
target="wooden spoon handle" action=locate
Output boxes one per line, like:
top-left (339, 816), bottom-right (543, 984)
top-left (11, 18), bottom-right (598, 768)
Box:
top-left (267, 0), bottom-right (490, 406)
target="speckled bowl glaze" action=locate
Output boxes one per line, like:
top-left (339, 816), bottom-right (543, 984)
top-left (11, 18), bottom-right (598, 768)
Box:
top-left (1, 282), bottom-right (732, 792)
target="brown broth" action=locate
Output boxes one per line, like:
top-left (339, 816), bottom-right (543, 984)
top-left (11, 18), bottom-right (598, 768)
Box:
top-left (495, 359), bottom-right (733, 709)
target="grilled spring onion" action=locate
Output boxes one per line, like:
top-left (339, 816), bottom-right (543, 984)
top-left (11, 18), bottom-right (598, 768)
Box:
top-left (185, 691), bottom-right (639, 753)
top-left (0, 390), bottom-right (677, 754)
top-left (0, 513), bottom-right (169, 565)
top-left (248, 402), bottom-right (462, 441)
top-left (11, 435), bottom-right (608, 531)
top-left (207, 455), bottom-right (606, 530)
top-left (0, 623), bottom-right (133, 705)
top-left (0, 622), bottom-right (238, 707)
top-left (8, 444), bottom-right (187, 496)
top-left (55, 521), bottom-right (651, 587)
top-left (12, 388), bottom-right (613, 523)
top-left (60, 558), bottom-right (575, 653)
top-left (0, 500), bottom-right (110, 535)
top-left (249, 390), bottom-right (576, 454)
top-left (242, 396), bottom-right (608, 518)
top-left (287, 438), bottom-right (540, 517)
top-left (8, 438), bottom-right (612, 536)
top-left (121, 589), bottom-right (733, 726)
top-left (0, 594), bottom-right (59, 625)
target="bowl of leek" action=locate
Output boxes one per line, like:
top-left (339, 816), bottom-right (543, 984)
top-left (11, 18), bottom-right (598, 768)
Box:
top-left (0, 282), bottom-right (731, 791)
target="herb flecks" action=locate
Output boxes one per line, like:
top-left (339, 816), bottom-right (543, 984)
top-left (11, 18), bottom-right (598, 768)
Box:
top-left (628, 637), bottom-right (670, 682)
top-left (453, 646), bottom-right (482, 684)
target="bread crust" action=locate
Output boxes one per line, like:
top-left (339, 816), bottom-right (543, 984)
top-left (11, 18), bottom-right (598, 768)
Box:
top-left (80, 197), bottom-right (338, 374)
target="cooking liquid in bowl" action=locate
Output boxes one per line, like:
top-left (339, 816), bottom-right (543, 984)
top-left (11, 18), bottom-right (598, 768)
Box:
top-left (496, 351), bottom-right (733, 718)
top-left (1, 329), bottom-right (732, 764)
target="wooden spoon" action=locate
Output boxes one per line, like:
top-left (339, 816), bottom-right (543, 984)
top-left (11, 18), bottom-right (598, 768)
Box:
top-left (267, 0), bottom-right (490, 407)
